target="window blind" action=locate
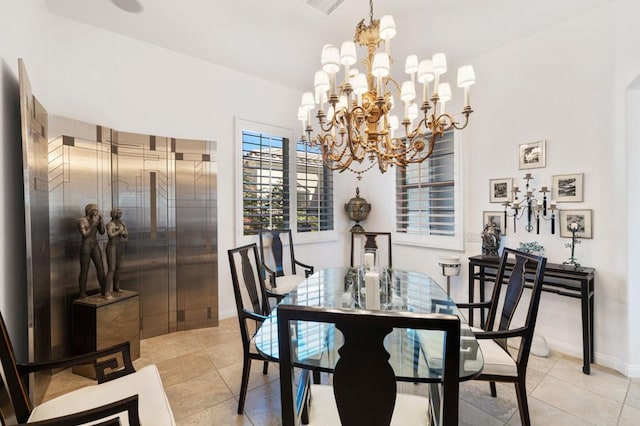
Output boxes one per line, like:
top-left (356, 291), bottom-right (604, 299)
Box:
top-left (242, 131), bottom-right (290, 235)
top-left (296, 141), bottom-right (334, 232)
top-left (396, 130), bottom-right (455, 236)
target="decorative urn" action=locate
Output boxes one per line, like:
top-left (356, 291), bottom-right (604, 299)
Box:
top-left (344, 187), bottom-right (371, 232)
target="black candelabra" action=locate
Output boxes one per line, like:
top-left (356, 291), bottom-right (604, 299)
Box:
top-left (502, 173), bottom-right (556, 234)
top-left (563, 221), bottom-right (581, 269)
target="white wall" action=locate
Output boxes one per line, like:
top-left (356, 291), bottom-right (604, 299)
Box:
top-left (469, 4), bottom-right (625, 367)
top-left (615, 0), bottom-right (640, 376)
top-left (0, 0), bottom-right (50, 360)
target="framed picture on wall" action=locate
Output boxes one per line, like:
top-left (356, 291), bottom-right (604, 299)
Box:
top-left (489, 178), bottom-right (512, 203)
top-left (559, 209), bottom-right (593, 238)
top-left (553, 173), bottom-right (584, 202)
top-left (483, 211), bottom-right (507, 236)
top-left (519, 140), bottom-right (546, 169)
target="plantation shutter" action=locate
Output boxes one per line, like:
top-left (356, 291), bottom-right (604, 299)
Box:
top-left (242, 131), bottom-right (290, 235)
top-left (396, 130), bottom-right (455, 236)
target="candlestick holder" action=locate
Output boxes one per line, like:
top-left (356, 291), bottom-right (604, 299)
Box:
top-left (563, 222), bottom-right (581, 269)
top-left (503, 173), bottom-right (556, 234)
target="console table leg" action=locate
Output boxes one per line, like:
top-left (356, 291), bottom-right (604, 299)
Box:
top-left (468, 264), bottom-right (475, 326)
top-left (590, 279), bottom-right (595, 363)
top-left (581, 280), bottom-right (591, 375)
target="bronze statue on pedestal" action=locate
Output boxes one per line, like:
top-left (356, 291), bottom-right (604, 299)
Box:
top-left (77, 204), bottom-right (105, 298)
top-left (104, 208), bottom-right (128, 299)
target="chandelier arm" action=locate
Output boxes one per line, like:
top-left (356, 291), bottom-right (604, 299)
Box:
top-left (449, 111), bottom-right (472, 131)
top-left (317, 118), bottom-right (336, 133)
top-left (384, 76), bottom-right (401, 92)
top-left (321, 135), bottom-right (351, 171)
top-left (403, 116), bottom-right (429, 139)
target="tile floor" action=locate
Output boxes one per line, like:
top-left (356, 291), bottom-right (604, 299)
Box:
top-left (43, 318), bottom-right (640, 425)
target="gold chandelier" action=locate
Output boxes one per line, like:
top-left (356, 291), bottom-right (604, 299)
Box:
top-left (298, 0), bottom-right (476, 178)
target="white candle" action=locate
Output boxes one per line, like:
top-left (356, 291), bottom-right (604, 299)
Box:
top-left (364, 252), bottom-right (375, 270)
top-left (365, 272), bottom-right (380, 310)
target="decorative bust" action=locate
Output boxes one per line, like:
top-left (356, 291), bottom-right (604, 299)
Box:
top-left (481, 220), bottom-right (501, 256)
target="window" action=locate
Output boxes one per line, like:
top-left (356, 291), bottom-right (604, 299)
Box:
top-left (238, 119), bottom-right (334, 239)
top-left (296, 140), bottom-right (333, 232)
top-left (395, 130), bottom-right (463, 249)
top-left (241, 131), bottom-right (290, 235)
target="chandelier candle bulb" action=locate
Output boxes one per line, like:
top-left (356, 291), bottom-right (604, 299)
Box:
top-left (365, 271), bottom-right (381, 310)
top-left (439, 83), bottom-right (451, 114)
top-left (405, 54), bottom-right (419, 85)
top-left (457, 65), bottom-right (476, 108)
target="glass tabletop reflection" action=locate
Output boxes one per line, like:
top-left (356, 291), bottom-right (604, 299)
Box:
top-left (255, 267), bottom-right (483, 382)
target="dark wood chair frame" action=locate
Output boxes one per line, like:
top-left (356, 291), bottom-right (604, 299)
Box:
top-left (277, 305), bottom-right (461, 426)
top-left (228, 243), bottom-right (284, 415)
top-left (258, 229), bottom-right (314, 292)
top-left (349, 231), bottom-right (393, 268)
top-left (457, 248), bottom-right (547, 426)
top-left (0, 310), bottom-right (141, 425)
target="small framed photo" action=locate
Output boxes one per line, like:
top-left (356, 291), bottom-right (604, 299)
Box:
top-left (559, 209), bottom-right (593, 238)
top-left (553, 173), bottom-right (584, 202)
top-left (489, 178), bottom-right (512, 203)
top-left (483, 211), bottom-right (507, 236)
top-left (519, 140), bottom-right (546, 170)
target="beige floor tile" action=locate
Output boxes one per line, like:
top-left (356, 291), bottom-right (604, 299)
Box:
top-left (459, 380), bottom-right (518, 422)
top-left (217, 359), bottom-right (280, 397)
top-left (521, 366), bottom-right (546, 394)
top-left (243, 379), bottom-right (282, 426)
top-left (624, 380), bottom-right (640, 410)
top-left (165, 369), bottom-right (235, 422)
top-left (156, 350), bottom-right (217, 388)
top-left (177, 397), bottom-right (252, 426)
top-left (547, 358), bottom-right (630, 403)
top-left (532, 375), bottom-right (622, 425)
top-left (526, 350), bottom-right (562, 374)
top-left (618, 403), bottom-right (640, 426)
top-left (459, 399), bottom-right (505, 426)
top-left (506, 395), bottom-right (592, 426)
top-left (205, 339), bottom-right (244, 370)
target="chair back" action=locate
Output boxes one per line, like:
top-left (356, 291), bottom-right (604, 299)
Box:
top-left (0, 311), bottom-right (33, 423)
top-left (349, 231), bottom-right (392, 269)
top-left (228, 244), bottom-right (271, 348)
top-left (259, 229), bottom-right (298, 277)
top-left (278, 305), bottom-right (460, 426)
top-left (485, 248), bottom-right (546, 370)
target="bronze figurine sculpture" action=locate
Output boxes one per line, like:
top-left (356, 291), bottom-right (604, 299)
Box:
top-left (77, 203), bottom-right (106, 298)
top-left (104, 208), bottom-right (128, 299)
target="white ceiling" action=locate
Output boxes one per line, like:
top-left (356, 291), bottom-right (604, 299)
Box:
top-left (45, 0), bottom-right (611, 92)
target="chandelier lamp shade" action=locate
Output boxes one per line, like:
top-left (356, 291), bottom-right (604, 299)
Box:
top-left (298, 0), bottom-right (476, 178)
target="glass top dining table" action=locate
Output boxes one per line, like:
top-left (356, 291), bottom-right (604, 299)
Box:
top-left (255, 267), bottom-right (484, 382)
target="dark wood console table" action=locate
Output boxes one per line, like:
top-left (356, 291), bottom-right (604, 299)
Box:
top-left (468, 255), bottom-right (595, 374)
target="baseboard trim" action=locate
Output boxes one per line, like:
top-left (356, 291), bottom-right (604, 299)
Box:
top-left (545, 337), bottom-right (640, 377)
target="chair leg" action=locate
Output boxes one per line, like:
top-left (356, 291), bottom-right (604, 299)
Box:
top-left (313, 370), bottom-right (321, 384)
top-left (515, 380), bottom-right (531, 426)
top-left (238, 357), bottom-right (252, 415)
top-left (489, 381), bottom-right (497, 397)
top-left (263, 360), bottom-right (269, 375)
